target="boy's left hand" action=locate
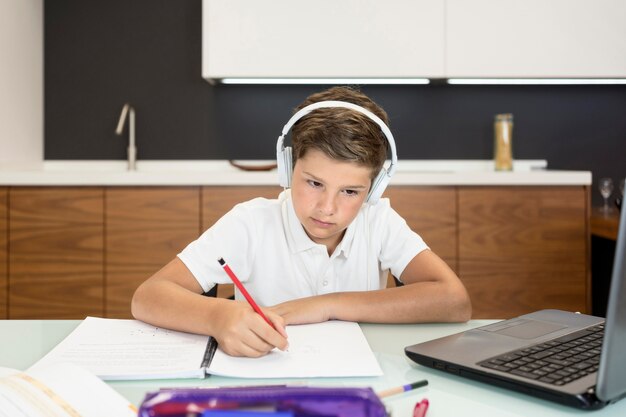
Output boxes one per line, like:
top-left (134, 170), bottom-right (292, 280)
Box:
top-left (269, 295), bottom-right (333, 325)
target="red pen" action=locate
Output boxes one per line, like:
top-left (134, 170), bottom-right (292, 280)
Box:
top-left (217, 257), bottom-right (276, 330)
top-left (413, 398), bottom-right (429, 417)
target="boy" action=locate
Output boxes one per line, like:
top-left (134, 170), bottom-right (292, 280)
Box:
top-left (132, 87), bottom-right (471, 358)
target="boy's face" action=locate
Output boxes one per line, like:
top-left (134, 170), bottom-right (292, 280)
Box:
top-left (291, 149), bottom-right (372, 253)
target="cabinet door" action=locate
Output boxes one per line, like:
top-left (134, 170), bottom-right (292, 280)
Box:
top-left (384, 187), bottom-right (457, 273)
top-left (9, 187), bottom-right (104, 319)
top-left (106, 188), bottom-right (200, 318)
top-left (459, 187), bottom-right (589, 319)
top-left (0, 188), bottom-right (7, 319)
top-left (202, 186), bottom-right (282, 298)
top-left (446, 0), bottom-right (626, 77)
top-left (203, 0), bottom-right (444, 79)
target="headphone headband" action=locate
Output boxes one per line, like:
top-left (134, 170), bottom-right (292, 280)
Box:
top-left (276, 100), bottom-right (398, 204)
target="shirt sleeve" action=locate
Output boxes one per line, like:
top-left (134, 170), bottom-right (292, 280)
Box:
top-left (374, 200), bottom-right (430, 282)
top-left (177, 203), bottom-right (257, 293)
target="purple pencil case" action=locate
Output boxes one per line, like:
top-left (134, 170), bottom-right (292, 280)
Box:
top-left (138, 385), bottom-right (388, 417)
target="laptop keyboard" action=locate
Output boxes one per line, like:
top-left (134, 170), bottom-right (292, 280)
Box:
top-left (478, 324), bottom-right (604, 386)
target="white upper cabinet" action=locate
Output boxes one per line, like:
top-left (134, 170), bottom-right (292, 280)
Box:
top-left (446, 0), bottom-right (626, 78)
top-left (203, 0), bottom-right (626, 80)
top-left (202, 0), bottom-right (445, 79)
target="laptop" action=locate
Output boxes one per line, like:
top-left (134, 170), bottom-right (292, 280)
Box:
top-left (405, 206), bottom-right (626, 410)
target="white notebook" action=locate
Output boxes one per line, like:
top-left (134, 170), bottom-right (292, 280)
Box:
top-left (30, 317), bottom-right (383, 380)
top-left (0, 363), bottom-right (136, 417)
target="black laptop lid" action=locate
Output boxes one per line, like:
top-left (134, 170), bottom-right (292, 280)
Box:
top-left (596, 206), bottom-right (626, 402)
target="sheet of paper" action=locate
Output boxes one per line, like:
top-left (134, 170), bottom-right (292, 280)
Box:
top-left (208, 320), bottom-right (383, 378)
top-left (30, 317), bottom-right (209, 380)
top-left (0, 363), bottom-right (136, 417)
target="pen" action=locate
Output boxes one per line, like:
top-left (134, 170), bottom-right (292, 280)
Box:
top-left (413, 398), bottom-right (429, 417)
top-left (217, 257), bottom-right (276, 330)
top-left (376, 379), bottom-right (428, 398)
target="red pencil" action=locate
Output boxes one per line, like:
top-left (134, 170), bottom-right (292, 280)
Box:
top-left (217, 257), bottom-right (276, 330)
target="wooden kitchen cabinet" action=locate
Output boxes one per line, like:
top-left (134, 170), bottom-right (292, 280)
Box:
top-left (0, 188), bottom-right (7, 318)
top-left (201, 186), bottom-right (284, 232)
top-left (385, 186), bottom-right (457, 273)
top-left (1, 184), bottom-right (590, 319)
top-left (105, 187), bottom-right (201, 318)
top-left (458, 186), bottom-right (589, 319)
top-left (201, 186), bottom-right (283, 298)
top-left (9, 187), bottom-right (104, 319)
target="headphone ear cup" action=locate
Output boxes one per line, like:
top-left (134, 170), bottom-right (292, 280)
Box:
top-left (366, 169), bottom-right (390, 204)
top-left (277, 146), bottom-right (293, 188)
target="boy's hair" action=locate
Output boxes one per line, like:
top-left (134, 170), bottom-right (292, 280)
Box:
top-left (291, 86), bottom-right (390, 180)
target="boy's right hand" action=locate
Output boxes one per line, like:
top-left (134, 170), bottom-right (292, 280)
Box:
top-left (211, 300), bottom-right (289, 357)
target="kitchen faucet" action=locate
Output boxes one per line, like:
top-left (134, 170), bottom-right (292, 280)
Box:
top-left (115, 103), bottom-right (137, 171)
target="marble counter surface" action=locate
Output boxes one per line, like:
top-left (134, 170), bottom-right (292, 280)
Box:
top-left (0, 159), bottom-right (591, 186)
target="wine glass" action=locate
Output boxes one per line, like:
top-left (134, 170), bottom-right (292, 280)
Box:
top-left (598, 177), bottom-right (614, 214)
top-left (617, 178), bottom-right (625, 211)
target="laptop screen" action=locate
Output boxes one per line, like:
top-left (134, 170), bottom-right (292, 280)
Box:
top-left (596, 206), bottom-right (626, 402)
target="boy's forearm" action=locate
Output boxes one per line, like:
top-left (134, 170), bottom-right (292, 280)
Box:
top-left (131, 280), bottom-right (229, 336)
top-left (328, 281), bottom-right (472, 323)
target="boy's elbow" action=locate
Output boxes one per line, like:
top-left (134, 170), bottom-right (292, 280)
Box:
top-left (457, 297), bottom-right (473, 323)
top-left (435, 279), bottom-right (471, 323)
top-left (450, 287), bottom-right (472, 322)
top-left (130, 282), bottom-right (148, 320)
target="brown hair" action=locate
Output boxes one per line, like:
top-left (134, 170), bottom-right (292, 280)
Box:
top-left (291, 86), bottom-right (390, 180)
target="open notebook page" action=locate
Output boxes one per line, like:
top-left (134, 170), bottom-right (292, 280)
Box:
top-left (208, 320), bottom-right (383, 378)
top-left (0, 363), bottom-right (136, 417)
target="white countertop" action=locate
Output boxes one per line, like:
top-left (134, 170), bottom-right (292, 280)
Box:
top-left (0, 159), bottom-right (592, 186)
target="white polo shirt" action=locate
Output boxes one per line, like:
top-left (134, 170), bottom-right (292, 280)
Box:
top-left (178, 190), bottom-right (428, 306)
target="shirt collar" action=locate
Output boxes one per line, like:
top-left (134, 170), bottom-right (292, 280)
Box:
top-left (333, 217), bottom-right (356, 259)
top-left (281, 189), bottom-right (318, 253)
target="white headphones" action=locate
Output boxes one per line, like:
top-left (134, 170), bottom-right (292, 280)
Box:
top-left (276, 100), bottom-right (398, 204)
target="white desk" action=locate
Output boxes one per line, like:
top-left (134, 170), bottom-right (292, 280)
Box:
top-left (1, 320), bottom-right (623, 416)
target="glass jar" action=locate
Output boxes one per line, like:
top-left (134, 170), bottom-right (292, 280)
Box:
top-left (494, 113), bottom-right (514, 171)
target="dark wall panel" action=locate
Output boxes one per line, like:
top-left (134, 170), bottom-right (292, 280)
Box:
top-left (45, 1), bottom-right (626, 204)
